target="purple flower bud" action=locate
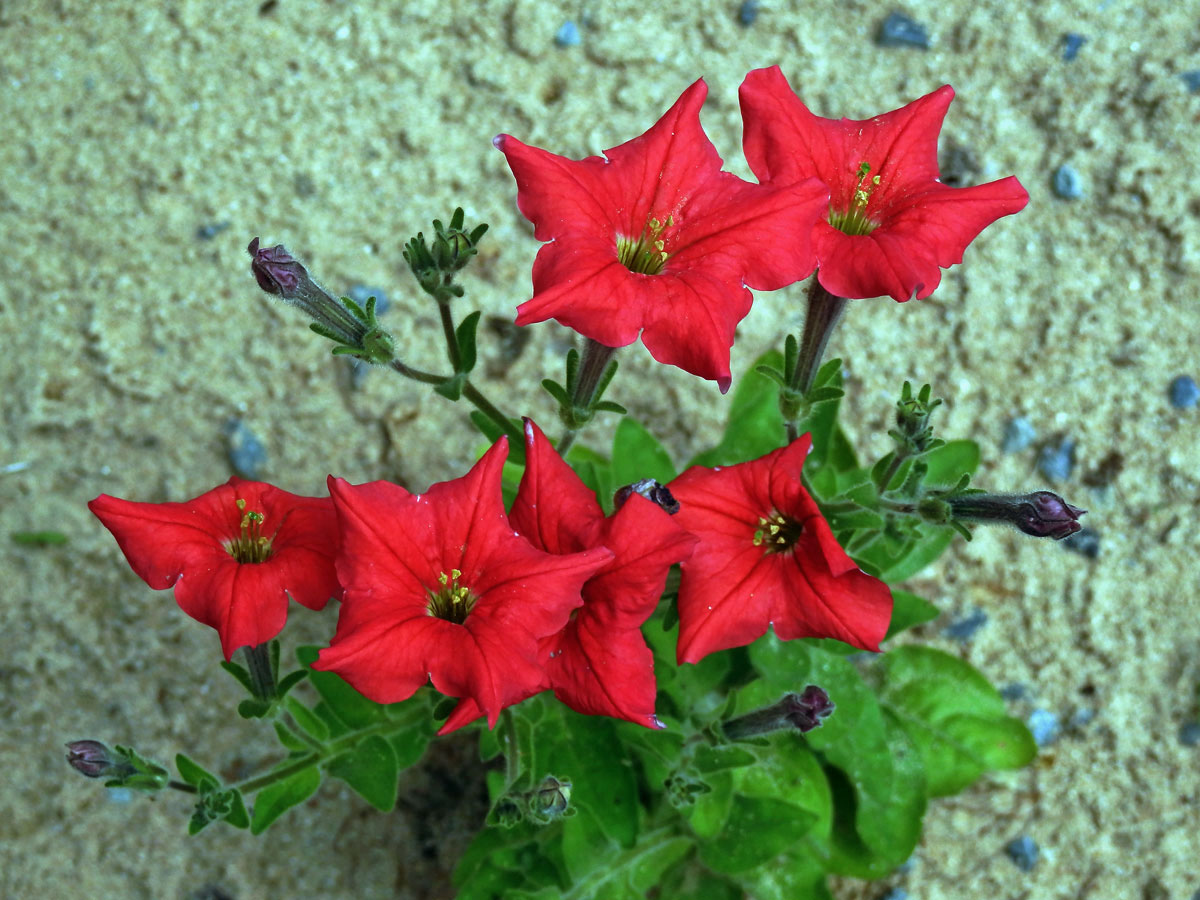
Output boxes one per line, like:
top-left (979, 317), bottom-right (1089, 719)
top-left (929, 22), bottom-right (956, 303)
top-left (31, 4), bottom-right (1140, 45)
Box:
top-left (248, 237), bottom-right (308, 297)
top-left (65, 740), bottom-right (135, 779)
top-left (722, 685), bottom-right (836, 740)
top-left (613, 478), bottom-right (681, 515)
top-left (947, 490), bottom-right (1086, 540)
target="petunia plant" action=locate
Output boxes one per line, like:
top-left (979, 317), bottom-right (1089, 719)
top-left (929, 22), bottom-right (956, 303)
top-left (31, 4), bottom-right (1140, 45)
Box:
top-left (72, 72), bottom-right (1084, 896)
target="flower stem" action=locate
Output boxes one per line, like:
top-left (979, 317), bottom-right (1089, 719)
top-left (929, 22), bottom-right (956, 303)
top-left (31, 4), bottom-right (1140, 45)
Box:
top-left (437, 301), bottom-right (462, 371)
top-left (557, 339), bottom-right (617, 454)
top-left (242, 644), bottom-right (276, 701)
top-left (785, 279), bottom-right (849, 442)
top-left (462, 381), bottom-right (523, 445)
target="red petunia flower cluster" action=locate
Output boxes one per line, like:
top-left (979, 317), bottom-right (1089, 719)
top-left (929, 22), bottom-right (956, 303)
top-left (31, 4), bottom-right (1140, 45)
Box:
top-left (91, 68), bottom-right (1025, 730)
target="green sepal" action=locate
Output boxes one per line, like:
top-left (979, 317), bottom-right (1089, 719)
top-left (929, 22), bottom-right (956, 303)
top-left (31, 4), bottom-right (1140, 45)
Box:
top-left (220, 660), bottom-right (255, 695)
top-left (754, 364), bottom-right (786, 387)
top-left (541, 379), bottom-right (571, 407)
top-left (592, 400), bottom-right (627, 414)
top-left (238, 698), bottom-right (273, 720)
top-left (277, 669), bottom-right (308, 698)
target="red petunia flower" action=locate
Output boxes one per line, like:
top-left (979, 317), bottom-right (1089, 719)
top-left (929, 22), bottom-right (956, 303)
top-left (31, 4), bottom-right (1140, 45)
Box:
top-left (313, 439), bottom-right (612, 731)
top-left (89, 479), bottom-right (341, 660)
top-left (440, 421), bottom-right (697, 732)
top-left (739, 65), bottom-right (1029, 302)
top-left (667, 435), bottom-right (892, 665)
top-left (496, 79), bottom-right (829, 392)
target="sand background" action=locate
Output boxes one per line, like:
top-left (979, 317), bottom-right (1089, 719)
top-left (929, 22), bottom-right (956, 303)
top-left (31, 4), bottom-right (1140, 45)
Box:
top-left (2, 1), bottom-right (1199, 897)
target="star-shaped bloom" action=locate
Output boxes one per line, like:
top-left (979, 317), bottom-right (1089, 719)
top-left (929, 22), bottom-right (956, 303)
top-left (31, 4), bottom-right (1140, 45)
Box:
top-left (313, 439), bottom-right (612, 731)
top-left (441, 421), bottom-right (697, 732)
top-left (739, 65), bottom-right (1030, 302)
top-left (89, 479), bottom-right (341, 660)
top-left (496, 79), bottom-right (829, 392)
top-left (667, 435), bottom-right (892, 665)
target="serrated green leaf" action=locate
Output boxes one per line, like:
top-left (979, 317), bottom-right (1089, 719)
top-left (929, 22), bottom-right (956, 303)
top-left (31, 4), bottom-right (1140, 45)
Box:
top-left (326, 734), bottom-right (399, 811)
top-left (250, 764), bottom-right (321, 834)
top-left (884, 590), bottom-right (939, 640)
top-left (611, 418), bottom-right (677, 487)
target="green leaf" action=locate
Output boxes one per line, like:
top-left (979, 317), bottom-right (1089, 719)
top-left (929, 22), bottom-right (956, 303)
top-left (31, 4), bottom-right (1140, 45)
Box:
top-left (921, 439), bottom-right (980, 486)
top-left (546, 711), bottom-right (639, 847)
top-left (250, 764), bottom-right (322, 834)
top-left (456, 310), bottom-right (482, 373)
top-left (434, 373), bottom-right (466, 401)
top-left (273, 720), bottom-right (308, 753)
top-left (884, 590), bottom-right (940, 640)
top-left (691, 744), bottom-right (758, 775)
top-left (296, 646), bottom-right (386, 729)
top-left (880, 526), bottom-right (956, 583)
top-left (748, 640), bottom-right (926, 876)
top-left (175, 753), bottom-right (218, 791)
top-left (700, 796), bottom-right (817, 873)
top-left (875, 646), bottom-right (1036, 796)
top-left (326, 734), bottom-right (400, 811)
top-left (284, 695), bottom-right (330, 741)
top-left (565, 445), bottom-right (614, 512)
top-left (689, 350), bottom-right (785, 468)
top-left (611, 418), bottom-right (677, 487)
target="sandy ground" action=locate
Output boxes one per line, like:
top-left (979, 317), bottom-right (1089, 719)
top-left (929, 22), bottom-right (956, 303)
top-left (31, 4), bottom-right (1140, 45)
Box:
top-left (2, 1), bottom-right (1198, 898)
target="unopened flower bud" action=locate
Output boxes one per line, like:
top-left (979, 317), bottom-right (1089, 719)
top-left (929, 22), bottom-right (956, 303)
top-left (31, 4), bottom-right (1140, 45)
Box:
top-left (722, 685), bottom-right (835, 740)
top-left (530, 775), bottom-right (572, 820)
top-left (613, 478), bottom-right (681, 515)
top-left (248, 238), bottom-right (308, 297)
top-left (947, 490), bottom-right (1085, 540)
top-left (65, 740), bottom-right (135, 779)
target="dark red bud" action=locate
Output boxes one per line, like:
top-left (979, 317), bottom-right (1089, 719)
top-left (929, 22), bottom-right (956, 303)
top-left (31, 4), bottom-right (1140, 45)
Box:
top-left (1014, 491), bottom-right (1087, 540)
top-left (782, 685), bottom-right (836, 732)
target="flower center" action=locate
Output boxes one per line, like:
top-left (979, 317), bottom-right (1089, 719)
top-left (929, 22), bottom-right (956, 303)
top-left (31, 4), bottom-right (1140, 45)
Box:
top-left (753, 511), bottom-right (804, 554)
top-left (617, 215), bottom-right (674, 275)
top-left (225, 498), bottom-right (274, 563)
top-left (828, 160), bottom-right (881, 236)
top-left (426, 569), bottom-right (477, 624)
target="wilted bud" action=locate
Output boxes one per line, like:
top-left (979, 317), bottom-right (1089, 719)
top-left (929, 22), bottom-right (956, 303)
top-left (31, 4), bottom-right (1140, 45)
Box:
top-left (529, 775), bottom-right (572, 820)
top-left (948, 490), bottom-right (1085, 540)
top-left (722, 685), bottom-right (836, 740)
top-left (613, 478), bottom-right (681, 515)
top-left (65, 740), bottom-right (135, 779)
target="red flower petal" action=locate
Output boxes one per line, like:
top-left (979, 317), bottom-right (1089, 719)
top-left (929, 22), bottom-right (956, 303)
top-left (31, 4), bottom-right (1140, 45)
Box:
top-left (314, 438), bottom-right (611, 728)
top-left (740, 65), bottom-right (1029, 302)
top-left (499, 79), bottom-right (828, 390)
top-left (89, 478), bottom-right (340, 660)
top-left (669, 435), bottom-right (892, 664)
top-left (506, 420), bottom-right (696, 726)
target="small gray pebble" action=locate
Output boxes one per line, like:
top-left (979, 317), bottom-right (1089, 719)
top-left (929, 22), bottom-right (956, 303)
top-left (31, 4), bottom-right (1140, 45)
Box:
top-left (1061, 33), bottom-right (1086, 61)
top-left (1037, 437), bottom-right (1075, 482)
top-left (738, 0), bottom-right (759, 25)
top-left (554, 21), bottom-right (580, 47)
top-left (1027, 708), bottom-right (1060, 746)
top-left (1052, 164), bottom-right (1084, 199)
top-left (346, 284), bottom-right (390, 316)
top-left (1061, 527), bottom-right (1100, 559)
top-left (878, 889), bottom-right (908, 900)
top-left (1169, 374), bottom-right (1199, 409)
top-left (1180, 71), bottom-right (1200, 93)
top-left (196, 221), bottom-right (231, 241)
top-left (107, 787), bottom-right (134, 805)
top-left (1005, 835), bottom-right (1039, 871)
top-left (1069, 707), bottom-right (1096, 729)
top-left (943, 609), bottom-right (988, 641)
top-left (894, 856), bottom-right (916, 875)
top-left (224, 419), bottom-right (268, 480)
top-left (1180, 722), bottom-right (1200, 747)
top-left (1000, 682), bottom-right (1029, 701)
top-left (877, 12), bottom-right (929, 49)
top-left (1001, 416), bottom-right (1037, 453)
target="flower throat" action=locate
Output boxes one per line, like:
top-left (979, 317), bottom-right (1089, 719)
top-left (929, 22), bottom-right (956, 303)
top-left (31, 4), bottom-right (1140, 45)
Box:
top-left (225, 498), bottom-right (274, 563)
top-left (828, 161), bottom-right (881, 236)
top-left (617, 215), bottom-right (674, 275)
